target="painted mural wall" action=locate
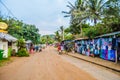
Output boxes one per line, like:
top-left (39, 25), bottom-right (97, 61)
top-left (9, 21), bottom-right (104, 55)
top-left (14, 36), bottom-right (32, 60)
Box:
top-left (75, 37), bottom-right (120, 61)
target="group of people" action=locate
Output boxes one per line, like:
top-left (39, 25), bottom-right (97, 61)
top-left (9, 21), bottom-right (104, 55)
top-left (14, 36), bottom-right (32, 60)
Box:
top-left (57, 41), bottom-right (72, 54)
top-left (57, 42), bottom-right (64, 54)
top-left (26, 43), bottom-right (42, 54)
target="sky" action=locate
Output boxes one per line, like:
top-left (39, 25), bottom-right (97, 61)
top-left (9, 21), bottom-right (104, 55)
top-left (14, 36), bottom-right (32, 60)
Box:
top-left (0, 0), bottom-right (76, 35)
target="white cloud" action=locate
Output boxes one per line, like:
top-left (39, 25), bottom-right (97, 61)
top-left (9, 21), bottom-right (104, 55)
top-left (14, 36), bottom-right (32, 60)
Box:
top-left (56, 15), bottom-right (69, 26)
top-left (36, 15), bottom-right (69, 32)
top-left (56, 0), bottom-right (65, 5)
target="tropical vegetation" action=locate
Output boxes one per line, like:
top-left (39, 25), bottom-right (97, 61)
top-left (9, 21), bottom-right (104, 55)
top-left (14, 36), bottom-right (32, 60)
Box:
top-left (55, 26), bottom-right (74, 42)
top-left (0, 16), bottom-right (40, 44)
top-left (60, 0), bottom-right (120, 39)
top-left (17, 38), bottom-right (29, 57)
top-left (40, 35), bottom-right (55, 44)
top-left (0, 16), bottom-right (40, 57)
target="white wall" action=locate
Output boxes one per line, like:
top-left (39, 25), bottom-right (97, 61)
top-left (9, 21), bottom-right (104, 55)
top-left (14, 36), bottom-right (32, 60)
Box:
top-left (0, 40), bottom-right (8, 58)
top-left (12, 42), bottom-right (18, 52)
top-left (0, 40), bottom-right (2, 49)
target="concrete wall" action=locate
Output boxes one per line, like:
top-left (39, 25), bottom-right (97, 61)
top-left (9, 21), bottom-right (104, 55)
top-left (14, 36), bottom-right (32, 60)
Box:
top-left (12, 42), bottom-right (18, 52)
top-left (0, 40), bottom-right (8, 58)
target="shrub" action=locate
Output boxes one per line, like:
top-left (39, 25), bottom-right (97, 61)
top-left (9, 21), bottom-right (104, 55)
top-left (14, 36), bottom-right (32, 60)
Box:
top-left (17, 38), bottom-right (26, 49)
top-left (0, 49), bottom-right (4, 60)
top-left (16, 38), bottom-right (29, 57)
top-left (17, 48), bottom-right (29, 57)
top-left (8, 47), bottom-right (12, 57)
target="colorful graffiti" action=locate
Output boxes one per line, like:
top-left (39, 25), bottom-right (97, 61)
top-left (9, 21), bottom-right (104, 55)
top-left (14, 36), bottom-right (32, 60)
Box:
top-left (75, 38), bottom-right (120, 61)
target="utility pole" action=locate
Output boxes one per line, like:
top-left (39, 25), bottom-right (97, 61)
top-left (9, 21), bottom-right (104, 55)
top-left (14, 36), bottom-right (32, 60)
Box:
top-left (60, 26), bottom-right (64, 40)
top-left (63, 27), bottom-right (64, 40)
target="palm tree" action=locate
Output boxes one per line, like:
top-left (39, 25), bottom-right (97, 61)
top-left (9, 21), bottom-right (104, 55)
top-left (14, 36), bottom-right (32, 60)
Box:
top-left (62, 0), bottom-right (86, 24)
top-left (63, 0), bottom-right (119, 37)
top-left (84, 0), bottom-right (110, 25)
top-left (55, 31), bottom-right (61, 42)
top-left (62, 0), bottom-right (85, 36)
top-left (64, 0), bottom-right (119, 25)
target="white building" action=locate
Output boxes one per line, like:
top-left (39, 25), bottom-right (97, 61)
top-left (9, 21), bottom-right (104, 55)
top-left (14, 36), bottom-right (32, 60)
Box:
top-left (0, 33), bottom-right (17, 58)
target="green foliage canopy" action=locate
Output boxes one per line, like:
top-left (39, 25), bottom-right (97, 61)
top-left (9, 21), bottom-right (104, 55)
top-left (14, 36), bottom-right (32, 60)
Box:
top-left (0, 17), bottom-right (40, 44)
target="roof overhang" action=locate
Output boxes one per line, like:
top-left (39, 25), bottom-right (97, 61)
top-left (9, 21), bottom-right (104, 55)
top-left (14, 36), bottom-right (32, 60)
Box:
top-left (0, 33), bottom-right (17, 42)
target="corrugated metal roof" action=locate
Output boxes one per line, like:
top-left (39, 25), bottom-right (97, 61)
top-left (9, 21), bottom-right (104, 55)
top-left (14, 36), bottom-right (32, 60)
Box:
top-left (96, 31), bottom-right (120, 38)
top-left (0, 32), bottom-right (17, 42)
top-left (26, 40), bottom-right (32, 43)
top-left (74, 37), bottom-right (88, 40)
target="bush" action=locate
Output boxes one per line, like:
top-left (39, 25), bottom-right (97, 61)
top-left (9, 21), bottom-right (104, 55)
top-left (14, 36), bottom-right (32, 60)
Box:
top-left (0, 49), bottom-right (4, 60)
top-left (16, 38), bottom-right (29, 57)
top-left (17, 38), bottom-right (26, 49)
top-left (17, 48), bottom-right (29, 57)
top-left (8, 47), bottom-right (12, 57)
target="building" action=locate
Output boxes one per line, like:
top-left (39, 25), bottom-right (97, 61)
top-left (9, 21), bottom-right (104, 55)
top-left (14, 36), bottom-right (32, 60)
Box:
top-left (0, 32), bottom-right (17, 58)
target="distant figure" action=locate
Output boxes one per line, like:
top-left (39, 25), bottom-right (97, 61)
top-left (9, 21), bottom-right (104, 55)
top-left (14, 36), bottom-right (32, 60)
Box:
top-left (61, 43), bottom-right (64, 51)
top-left (35, 45), bottom-right (39, 52)
top-left (30, 44), bottom-right (34, 54)
top-left (61, 42), bottom-right (65, 52)
top-left (58, 43), bottom-right (61, 54)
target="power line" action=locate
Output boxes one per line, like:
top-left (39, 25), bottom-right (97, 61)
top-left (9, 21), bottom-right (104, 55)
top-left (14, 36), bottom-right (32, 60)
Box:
top-left (0, 0), bottom-right (16, 18)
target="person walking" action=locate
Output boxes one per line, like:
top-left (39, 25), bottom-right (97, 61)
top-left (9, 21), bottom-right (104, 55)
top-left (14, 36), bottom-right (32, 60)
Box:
top-left (58, 43), bottom-right (61, 54)
top-left (30, 44), bottom-right (34, 54)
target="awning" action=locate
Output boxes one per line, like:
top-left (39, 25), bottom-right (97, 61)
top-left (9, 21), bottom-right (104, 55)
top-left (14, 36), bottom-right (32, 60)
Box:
top-left (0, 32), bottom-right (17, 42)
top-left (26, 40), bottom-right (32, 43)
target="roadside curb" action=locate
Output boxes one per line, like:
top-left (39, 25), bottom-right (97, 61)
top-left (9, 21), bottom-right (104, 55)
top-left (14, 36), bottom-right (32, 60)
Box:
top-left (67, 54), bottom-right (120, 73)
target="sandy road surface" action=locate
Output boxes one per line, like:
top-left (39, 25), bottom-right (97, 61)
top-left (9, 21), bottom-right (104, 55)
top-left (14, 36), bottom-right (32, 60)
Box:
top-left (61, 55), bottom-right (120, 80)
top-left (0, 47), bottom-right (96, 80)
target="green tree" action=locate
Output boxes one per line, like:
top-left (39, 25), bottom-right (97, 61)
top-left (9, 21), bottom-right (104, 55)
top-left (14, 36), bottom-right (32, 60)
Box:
top-left (0, 17), bottom-right (41, 44)
top-left (17, 38), bottom-right (29, 57)
top-left (40, 35), bottom-right (55, 44)
top-left (62, 0), bottom-right (120, 38)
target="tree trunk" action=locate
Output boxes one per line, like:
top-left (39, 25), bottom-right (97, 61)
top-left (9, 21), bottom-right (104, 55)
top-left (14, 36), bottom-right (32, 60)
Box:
top-left (61, 30), bottom-right (64, 40)
top-left (94, 18), bottom-right (97, 25)
top-left (80, 25), bottom-right (83, 37)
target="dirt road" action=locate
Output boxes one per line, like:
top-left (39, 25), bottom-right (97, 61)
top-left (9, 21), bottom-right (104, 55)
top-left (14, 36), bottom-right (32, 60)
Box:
top-left (61, 55), bottom-right (120, 80)
top-left (0, 47), bottom-right (96, 80)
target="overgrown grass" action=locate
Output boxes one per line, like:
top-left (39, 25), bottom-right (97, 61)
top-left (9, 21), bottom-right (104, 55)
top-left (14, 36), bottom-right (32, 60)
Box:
top-left (0, 58), bottom-right (12, 67)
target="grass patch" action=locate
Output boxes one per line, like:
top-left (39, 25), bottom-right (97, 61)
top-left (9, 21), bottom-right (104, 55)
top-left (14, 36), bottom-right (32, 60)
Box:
top-left (0, 58), bottom-right (12, 67)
